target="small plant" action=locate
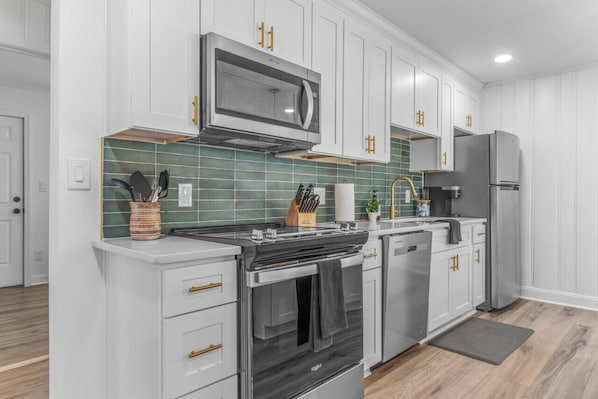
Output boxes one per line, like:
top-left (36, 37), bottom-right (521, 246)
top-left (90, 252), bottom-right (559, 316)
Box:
top-left (365, 191), bottom-right (380, 213)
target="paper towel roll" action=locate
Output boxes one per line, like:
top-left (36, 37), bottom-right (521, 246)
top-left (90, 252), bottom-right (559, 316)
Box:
top-left (335, 184), bottom-right (355, 222)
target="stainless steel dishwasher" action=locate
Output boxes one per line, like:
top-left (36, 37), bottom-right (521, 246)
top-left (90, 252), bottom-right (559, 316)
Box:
top-left (382, 230), bottom-right (432, 362)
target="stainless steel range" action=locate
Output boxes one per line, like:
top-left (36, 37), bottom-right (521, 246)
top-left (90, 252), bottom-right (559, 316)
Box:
top-left (171, 223), bottom-right (369, 399)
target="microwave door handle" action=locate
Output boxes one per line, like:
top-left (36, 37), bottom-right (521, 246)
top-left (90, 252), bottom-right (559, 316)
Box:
top-left (301, 80), bottom-right (314, 130)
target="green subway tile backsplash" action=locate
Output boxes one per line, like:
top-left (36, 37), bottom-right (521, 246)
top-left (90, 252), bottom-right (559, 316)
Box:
top-left (102, 137), bottom-right (422, 238)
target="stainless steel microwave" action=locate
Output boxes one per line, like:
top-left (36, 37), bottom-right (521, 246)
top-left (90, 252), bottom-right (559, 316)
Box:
top-left (192, 32), bottom-right (321, 153)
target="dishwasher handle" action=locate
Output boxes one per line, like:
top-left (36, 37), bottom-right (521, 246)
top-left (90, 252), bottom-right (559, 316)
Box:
top-left (393, 243), bottom-right (430, 256)
top-left (246, 253), bottom-right (363, 287)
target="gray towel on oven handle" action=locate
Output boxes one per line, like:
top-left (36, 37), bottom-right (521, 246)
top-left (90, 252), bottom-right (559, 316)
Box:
top-left (317, 258), bottom-right (348, 338)
top-left (435, 219), bottom-right (462, 244)
top-left (310, 275), bottom-right (332, 352)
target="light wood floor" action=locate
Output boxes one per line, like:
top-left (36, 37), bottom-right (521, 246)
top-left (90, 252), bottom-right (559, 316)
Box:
top-left (365, 299), bottom-right (598, 398)
top-left (0, 285), bottom-right (48, 398)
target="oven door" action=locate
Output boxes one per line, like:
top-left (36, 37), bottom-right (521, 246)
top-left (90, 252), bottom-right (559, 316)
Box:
top-left (201, 33), bottom-right (320, 147)
top-left (246, 254), bottom-right (363, 399)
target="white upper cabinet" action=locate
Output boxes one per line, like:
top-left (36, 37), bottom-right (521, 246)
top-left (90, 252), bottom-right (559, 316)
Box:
top-left (0, 0), bottom-right (50, 56)
top-left (201, 0), bottom-right (312, 67)
top-left (454, 84), bottom-right (480, 134)
top-left (310, 1), bottom-right (344, 156)
top-left (108, 0), bottom-right (200, 142)
top-left (391, 46), bottom-right (441, 137)
top-left (343, 18), bottom-right (390, 163)
top-left (410, 79), bottom-right (454, 172)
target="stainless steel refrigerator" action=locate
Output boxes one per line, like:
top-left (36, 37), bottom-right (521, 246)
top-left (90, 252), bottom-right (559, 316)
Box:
top-left (425, 130), bottom-right (520, 310)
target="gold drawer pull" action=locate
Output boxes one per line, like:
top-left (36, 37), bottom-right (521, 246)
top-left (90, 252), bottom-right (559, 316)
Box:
top-left (477, 233), bottom-right (486, 236)
top-left (188, 343), bottom-right (222, 359)
top-left (363, 252), bottom-right (377, 259)
top-left (188, 282), bottom-right (222, 293)
top-left (267, 26), bottom-right (274, 51)
top-left (192, 95), bottom-right (199, 126)
top-left (258, 21), bottom-right (265, 47)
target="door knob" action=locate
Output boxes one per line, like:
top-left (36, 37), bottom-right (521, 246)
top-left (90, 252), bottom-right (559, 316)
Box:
top-left (13, 196), bottom-right (21, 203)
top-left (13, 209), bottom-right (21, 214)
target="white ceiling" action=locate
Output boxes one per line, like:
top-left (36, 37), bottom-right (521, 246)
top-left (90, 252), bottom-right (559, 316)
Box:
top-left (0, 49), bottom-right (50, 92)
top-left (359, 0), bottom-right (598, 83)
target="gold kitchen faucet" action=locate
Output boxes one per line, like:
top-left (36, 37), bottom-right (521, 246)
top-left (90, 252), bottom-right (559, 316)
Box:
top-left (390, 176), bottom-right (418, 219)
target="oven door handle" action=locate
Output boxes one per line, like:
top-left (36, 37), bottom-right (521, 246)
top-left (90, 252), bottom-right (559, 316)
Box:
top-left (246, 253), bottom-right (363, 287)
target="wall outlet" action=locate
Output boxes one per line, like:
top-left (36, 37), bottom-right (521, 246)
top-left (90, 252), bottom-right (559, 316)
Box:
top-left (34, 251), bottom-right (43, 261)
top-left (405, 189), bottom-right (411, 203)
top-left (314, 187), bottom-right (326, 204)
top-left (178, 184), bottom-right (193, 207)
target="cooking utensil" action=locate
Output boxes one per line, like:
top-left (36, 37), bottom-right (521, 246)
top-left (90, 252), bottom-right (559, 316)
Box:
top-left (158, 170), bottom-right (169, 199)
top-left (111, 178), bottom-right (136, 202)
top-left (294, 184), bottom-right (305, 205)
top-left (130, 171), bottom-right (153, 202)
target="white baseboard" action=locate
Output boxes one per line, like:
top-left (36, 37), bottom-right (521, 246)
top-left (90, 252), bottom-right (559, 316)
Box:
top-left (29, 274), bottom-right (48, 286)
top-left (521, 286), bottom-right (598, 312)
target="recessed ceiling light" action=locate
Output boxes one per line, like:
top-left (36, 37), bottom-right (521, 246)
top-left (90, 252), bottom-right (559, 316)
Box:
top-left (494, 54), bottom-right (513, 63)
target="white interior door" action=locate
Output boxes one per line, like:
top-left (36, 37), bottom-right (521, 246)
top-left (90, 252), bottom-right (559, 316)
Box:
top-left (0, 116), bottom-right (24, 287)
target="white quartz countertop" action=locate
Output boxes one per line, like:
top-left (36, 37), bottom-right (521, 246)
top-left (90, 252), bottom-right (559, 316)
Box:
top-left (352, 217), bottom-right (487, 238)
top-left (92, 235), bottom-right (241, 264)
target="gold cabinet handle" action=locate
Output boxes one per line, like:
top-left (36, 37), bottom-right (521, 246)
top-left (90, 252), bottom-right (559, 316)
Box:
top-left (372, 135), bottom-right (376, 154)
top-left (477, 232), bottom-right (486, 236)
top-left (188, 282), bottom-right (222, 293)
top-left (365, 135), bottom-right (372, 153)
top-left (469, 115), bottom-right (473, 128)
top-left (192, 95), bottom-right (199, 126)
top-left (267, 26), bottom-right (274, 51)
top-left (258, 21), bottom-right (265, 47)
top-left (421, 111), bottom-right (425, 126)
top-left (188, 343), bottom-right (222, 359)
top-left (456, 254), bottom-right (460, 270)
top-left (416, 110), bottom-right (422, 126)
top-left (451, 255), bottom-right (457, 271)
top-left (363, 251), bottom-right (377, 259)
top-left (475, 248), bottom-right (481, 264)
top-left (442, 151), bottom-right (447, 166)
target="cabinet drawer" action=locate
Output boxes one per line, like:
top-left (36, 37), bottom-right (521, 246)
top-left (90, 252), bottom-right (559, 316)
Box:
top-left (431, 226), bottom-right (471, 253)
top-left (180, 375), bottom-right (237, 399)
top-left (362, 239), bottom-right (382, 271)
top-left (472, 224), bottom-right (487, 244)
top-left (163, 261), bottom-right (237, 318)
top-left (163, 303), bottom-right (237, 398)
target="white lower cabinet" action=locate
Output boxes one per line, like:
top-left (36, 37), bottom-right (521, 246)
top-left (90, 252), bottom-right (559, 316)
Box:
top-left (363, 266), bottom-right (382, 374)
top-left (472, 223), bottom-right (487, 307)
top-left (105, 254), bottom-right (238, 399)
top-left (472, 242), bottom-right (486, 307)
top-left (180, 375), bottom-right (238, 398)
top-left (163, 303), bottom-right (237, 399)
top-left (428, 228), bottom-right (475, 333)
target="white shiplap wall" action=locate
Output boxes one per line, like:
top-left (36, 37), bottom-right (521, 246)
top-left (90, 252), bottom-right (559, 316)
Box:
top-left (482, 65), bottom-right (598, 309)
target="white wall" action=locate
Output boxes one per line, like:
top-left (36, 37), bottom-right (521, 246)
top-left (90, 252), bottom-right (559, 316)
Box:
top-left (482, 64), bottom-right (598, 309)
top-left (0, 86), bottom-right (50, 285)
top-left (49, 0), bottom-right (106, 397)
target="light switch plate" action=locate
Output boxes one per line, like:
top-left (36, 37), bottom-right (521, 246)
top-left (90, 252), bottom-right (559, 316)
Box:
top-left (178, 184), bottom-right (192, 207)
top-left (314, 187), bottom-right (326, 204)
top-left (67, 158), bottom-right (90, 190)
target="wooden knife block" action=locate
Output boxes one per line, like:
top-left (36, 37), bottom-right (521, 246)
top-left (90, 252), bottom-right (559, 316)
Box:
top-left (285, 201), bottom-right (316, 227)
